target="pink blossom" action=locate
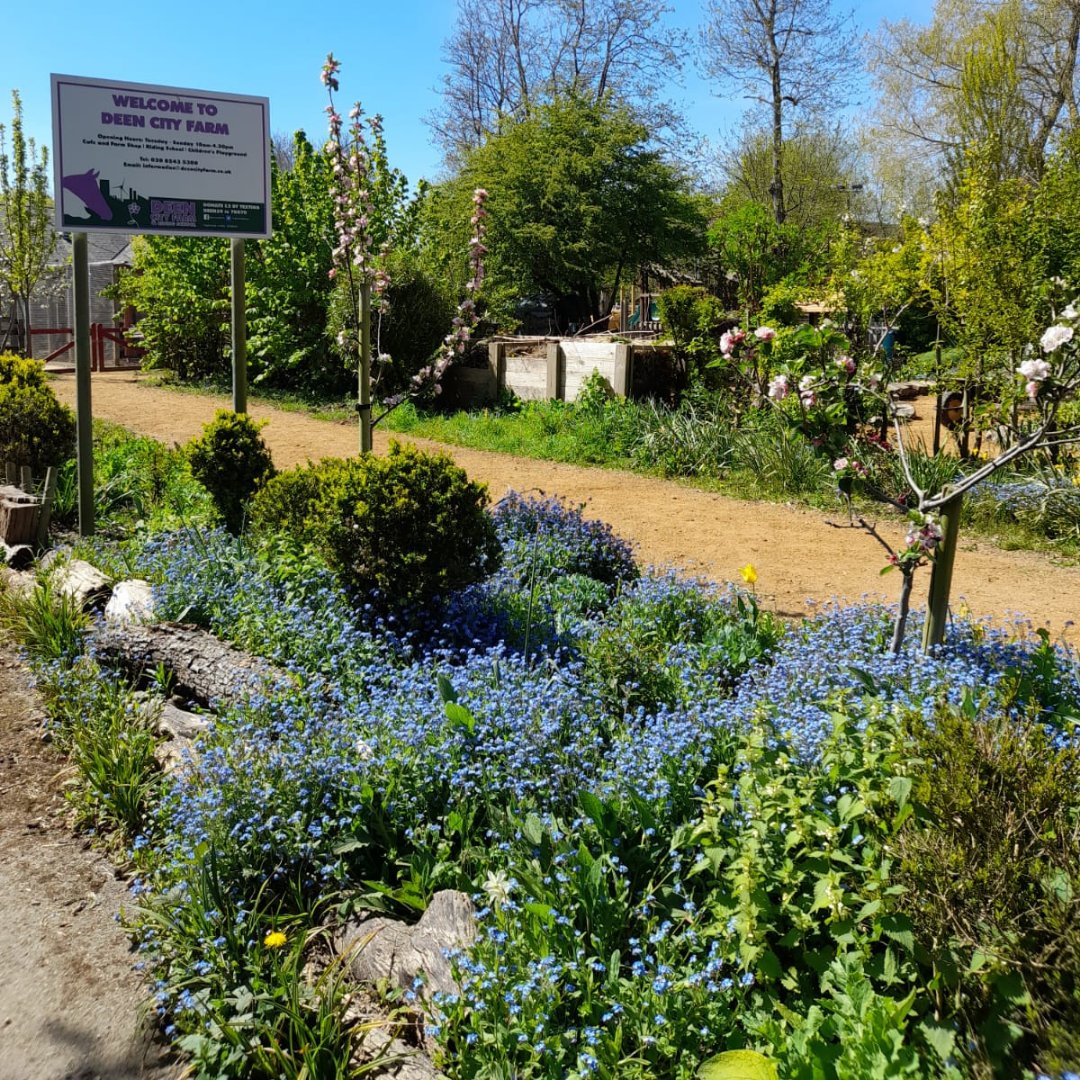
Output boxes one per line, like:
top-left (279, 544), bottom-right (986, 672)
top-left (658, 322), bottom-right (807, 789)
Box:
top-left (834, 457), bottom-right (849, 471)
top-left (799, 375), bottom-right (814, 392)
top-left (754, 326), bottom-right (776, 342)
top-left (836, 355), bottom-right (856, 375)
top-left (1026, 380), bottom-right (1040, 399)
top-left (720, 331), bottom-right (734, 355)
top-left (800, 390), bottom-right (816, 408)
top-left (768, 374), bottom-right (790, 400)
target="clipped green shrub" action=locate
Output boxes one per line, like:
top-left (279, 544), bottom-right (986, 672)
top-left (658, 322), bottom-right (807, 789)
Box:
top-left (249, 458), bottom-right (343, 539)
top-left (0, 353), bottom-right (76, 473)
top-left (314, 441), bottom-right (499, 606)
top-left (186, 410), bottom-right (276, 534)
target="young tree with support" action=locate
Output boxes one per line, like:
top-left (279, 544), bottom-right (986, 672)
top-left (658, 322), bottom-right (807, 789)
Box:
top-left (0, 91), bottom-right (56, 359)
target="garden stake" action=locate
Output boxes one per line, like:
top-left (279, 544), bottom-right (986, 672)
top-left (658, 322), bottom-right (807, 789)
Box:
top-left (921, 490), bottom-right (963, 650)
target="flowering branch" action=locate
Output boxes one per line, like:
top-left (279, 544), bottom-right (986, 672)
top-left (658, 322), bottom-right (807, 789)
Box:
top-left (374, 186), bottom-right (488, 422)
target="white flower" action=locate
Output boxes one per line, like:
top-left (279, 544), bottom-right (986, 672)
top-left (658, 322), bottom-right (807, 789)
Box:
top-left (483, 870), bottom-right (513, 906)
top-left (1062, 301), bottom-right (1078, 320)
top-left (1040, 324), bottom-right (1074, 353)
top-left (1017, 358), bottom-right (1051, 381)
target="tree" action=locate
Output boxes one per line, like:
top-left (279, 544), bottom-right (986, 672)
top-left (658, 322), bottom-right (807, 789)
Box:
top-left (432, 0), bottom-right (687, 160)
top-left (869, 0), bottom-right (1080, 184)
top-left (720, 126), bottom-right (863, 228)
top-left (700, 0), bottom-right (860, 224)
top-left (0, 90), bottom-right (56, 359)
top-left (432, 94), bottom-right (707, 331)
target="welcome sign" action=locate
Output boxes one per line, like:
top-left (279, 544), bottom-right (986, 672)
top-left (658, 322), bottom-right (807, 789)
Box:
top-left (51, 74), bottom-right (271, 238)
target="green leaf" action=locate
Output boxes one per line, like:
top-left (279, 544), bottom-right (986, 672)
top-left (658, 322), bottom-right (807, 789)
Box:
top-left (521, 813), bottom-right (545, 847)
top-left (888, 776), bottom-right (913, 809)
top-left (758, 950), bottom-right (782, 980)
top-left (920, 1021), bottom-right (956, 1062)
top-left (698, 1050), bottom-right (778, 1080)
top-left (444, 701), bottom-right (476, 734)
top-left (437, 674), bottom-right (458, 703)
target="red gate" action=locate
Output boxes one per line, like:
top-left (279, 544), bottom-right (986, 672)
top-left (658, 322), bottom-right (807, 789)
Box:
top-left (30, 324), bottom-right (144, 373)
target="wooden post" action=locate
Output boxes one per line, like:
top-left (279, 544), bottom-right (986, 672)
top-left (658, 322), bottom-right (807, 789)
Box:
top-left (35, 467), bottom-right (57, 547)
top-left (546, 340), bottom-right (564, 401)
top-left (613, 342), bottom-right (632, 397)
top-left (72, 232), bottom-right (94, 537)
top-left (489, 341), bottom-right (506, 397)
top-left (230, 238), bottom-right (248, 414)
top-left (921, 491), bottom-right (964, 651)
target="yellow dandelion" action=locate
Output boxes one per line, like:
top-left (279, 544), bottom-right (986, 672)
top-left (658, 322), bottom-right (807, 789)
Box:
top-left (739, 564), bottom-right (758, 586)
top-left (264, 930), bottom-right (287, 949)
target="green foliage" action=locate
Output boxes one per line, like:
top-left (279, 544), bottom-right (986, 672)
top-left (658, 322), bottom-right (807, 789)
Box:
top-left (689, 708), bottom-right (947, 1074)
top-left (186, 411), bottom-right (276, 534)
top-left (707, 202), bottom-right (825, 313)
top-left (57, 659), bottom-right (161, 838)
top-left (434, 93), bottom-right (707, 328)
top-left (657, 286), bottom-right (728, 385)
top-left (583, 583), bottom-right (782, 714)
top-left (248, 459), bottom-right (337, 539)
top-left (758, 281), bottom-right (806, 327)
top-left (733, 420), bottom-right (832, 497)
top-left (115, 130), bottom-right (414, 396)
top-left (245, 132), bottom-right (343, 396)
top-left (0, 90), bottom-right (56, 352)
top-left (264, 443), bottom-right (499, 607)
top-left (891, 693), bottom-right (1080, 1072)
top-left (0, 577), bottom-right (88, 663)
top-left (0, 351), bottom-right (48, 387)
top-left (0, 353), bottom-right (75, 472)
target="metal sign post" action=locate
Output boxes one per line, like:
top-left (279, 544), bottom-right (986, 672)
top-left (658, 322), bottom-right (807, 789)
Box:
top-left (71, 232), bottom-right (94, 536)
top-left (231, 238), bottom-right (247, 414)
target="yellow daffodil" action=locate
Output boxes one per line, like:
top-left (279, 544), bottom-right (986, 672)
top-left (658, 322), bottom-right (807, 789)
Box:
top-left (264, 930), bottom-right (287, 949)
top-left (739, 564), bottom-right (758, 586)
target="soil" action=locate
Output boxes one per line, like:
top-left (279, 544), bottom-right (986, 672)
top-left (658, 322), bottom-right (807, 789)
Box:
top-left (0, 650), bottom-right (181, 1080)
top-left (1, 369), bottom-right (1075, 1079)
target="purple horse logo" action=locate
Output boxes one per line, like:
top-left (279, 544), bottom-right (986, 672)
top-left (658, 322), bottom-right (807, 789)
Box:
top-left (61, 169), bottom-right (114, 222)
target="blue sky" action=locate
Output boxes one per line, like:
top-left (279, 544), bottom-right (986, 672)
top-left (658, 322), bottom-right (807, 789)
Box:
top-left (7, 0), bottom-right (934, 190)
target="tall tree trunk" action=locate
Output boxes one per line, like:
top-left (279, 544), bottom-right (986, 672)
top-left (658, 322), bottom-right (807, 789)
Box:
top-left (21, 294), bottom-right (33, 360)
top-left (770, 59), bottom-right (786, 224)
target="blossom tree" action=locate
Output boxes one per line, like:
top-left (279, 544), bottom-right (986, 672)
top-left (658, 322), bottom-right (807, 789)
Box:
top-left (322, 54), bottom-right (487, 452)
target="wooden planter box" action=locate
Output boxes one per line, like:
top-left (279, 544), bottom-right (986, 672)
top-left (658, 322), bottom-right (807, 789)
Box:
top-left (0, 493), bottom-right (40, 546)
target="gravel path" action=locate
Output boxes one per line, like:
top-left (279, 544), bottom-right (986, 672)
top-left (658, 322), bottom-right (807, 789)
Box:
top-left (51, 370), bottom-right (1079, 640)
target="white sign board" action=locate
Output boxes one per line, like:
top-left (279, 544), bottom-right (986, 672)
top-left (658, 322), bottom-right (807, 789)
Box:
top-left (51, 74), bottom-right (271, 238)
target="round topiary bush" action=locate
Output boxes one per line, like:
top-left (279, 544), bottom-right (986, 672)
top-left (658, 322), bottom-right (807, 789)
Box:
top-left (312, 442), bottom-right (500, 607)
top-left (185, 410), bottom-right (276, 534)
top-left (0, 353), bottom-right (76, 474)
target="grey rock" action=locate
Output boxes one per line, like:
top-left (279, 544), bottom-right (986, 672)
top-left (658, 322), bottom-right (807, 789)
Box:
top-left (105, 580), bottom-right (157, 625)
top-left (339, 890), bottom-right (476, 1003)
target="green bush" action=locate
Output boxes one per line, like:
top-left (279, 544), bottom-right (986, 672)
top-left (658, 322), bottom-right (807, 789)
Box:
top-left (0, 351), bottom-right (50, 388)
top-left (0, 353), bottom-right (76, 474)
top-left (249, 459), bottom-right (342, 539)
top-left (892, 695), bottom-right (1080, 1073)
top-left (186, 411), bottom-right (276, 534)
top-left (264, 443), bottom-right (500, 607)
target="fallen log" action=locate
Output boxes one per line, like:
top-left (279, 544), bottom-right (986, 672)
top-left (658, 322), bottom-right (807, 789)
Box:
top-left (92, 622), bottom-right (292, 709)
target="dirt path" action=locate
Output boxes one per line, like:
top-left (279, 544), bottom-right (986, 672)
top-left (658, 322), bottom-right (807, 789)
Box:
top-left (52, 370), bottom-right (1079, 640)
top-left (0, 648), bottom-right (180, 1079)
